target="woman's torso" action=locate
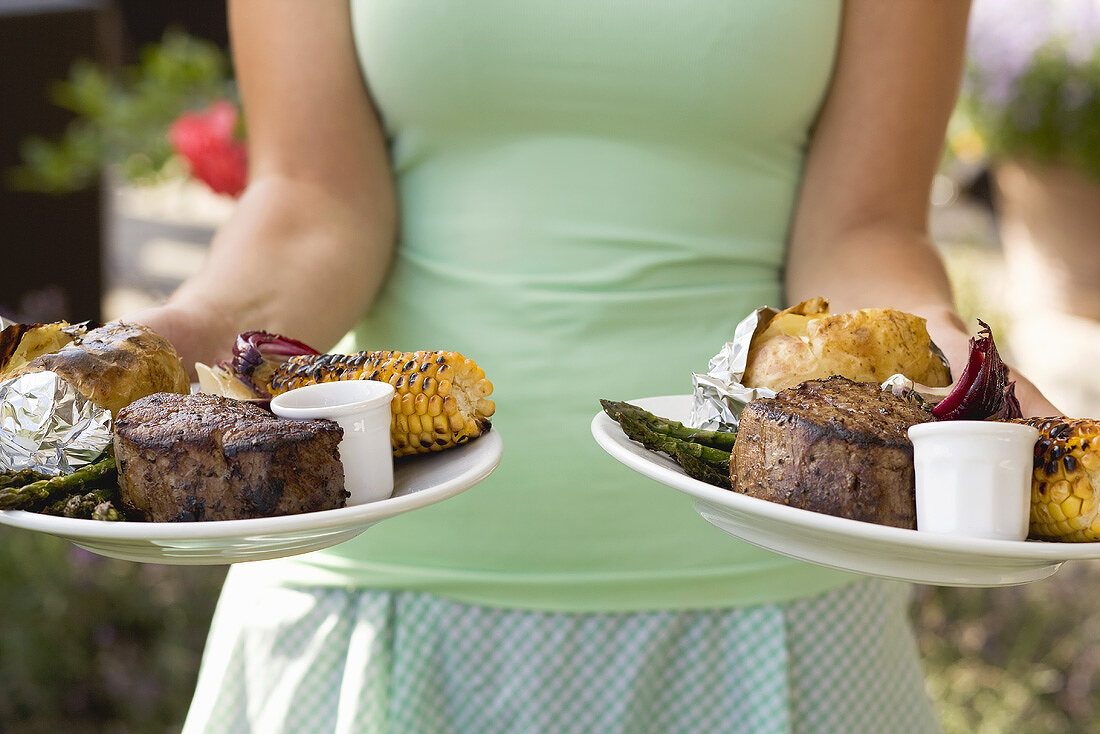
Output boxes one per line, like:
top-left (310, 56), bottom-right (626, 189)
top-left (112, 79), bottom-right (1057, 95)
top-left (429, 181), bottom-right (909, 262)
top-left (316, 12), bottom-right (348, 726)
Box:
top-left (268, 0), bottom-right (854, 610)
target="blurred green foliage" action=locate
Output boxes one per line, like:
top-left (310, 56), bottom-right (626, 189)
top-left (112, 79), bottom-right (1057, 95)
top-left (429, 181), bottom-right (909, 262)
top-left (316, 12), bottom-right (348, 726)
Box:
top-left (962, 44), bottom-right (1100, 182)
top-left (0, 528), bottom-right (225, 733)
top-left (941, 247), bottom-right (1013, 356)
top-left (7, 30), bottom-right (235, 194)
top-left (916, 565), bottom-right (1100, 734)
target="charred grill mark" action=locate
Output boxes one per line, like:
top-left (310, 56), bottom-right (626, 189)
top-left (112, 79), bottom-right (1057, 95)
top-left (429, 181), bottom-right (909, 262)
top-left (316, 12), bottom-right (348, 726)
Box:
top-left (115, 393), bottom-right (347, 522)
top-left (731, 376), bottom-right (926, 530)
top-left (171, 497), bottom-right (205, 522)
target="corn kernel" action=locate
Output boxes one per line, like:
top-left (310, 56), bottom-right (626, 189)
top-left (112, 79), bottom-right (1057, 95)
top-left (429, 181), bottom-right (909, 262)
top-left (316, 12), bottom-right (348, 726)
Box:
top-left (1050, 480), bottom-right (1072, 503)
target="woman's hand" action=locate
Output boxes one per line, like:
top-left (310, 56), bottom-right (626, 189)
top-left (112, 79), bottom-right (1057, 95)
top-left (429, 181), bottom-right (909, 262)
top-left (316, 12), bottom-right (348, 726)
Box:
top-left (127, 302), bottom-right (236, 379)
top-left (922, 310), bottom-right (1061, 419)
top-left (1010, 370), bottom-right (1060, 419)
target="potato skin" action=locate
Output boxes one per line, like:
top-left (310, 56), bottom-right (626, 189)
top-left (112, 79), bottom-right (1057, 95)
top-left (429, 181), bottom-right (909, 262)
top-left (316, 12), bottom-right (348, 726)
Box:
top-left (742, 300), bottom-right (951, 391)
top-left (0, 322), bottom-right (76, 376)
top-left (7, 321), bottom-right (189, 413)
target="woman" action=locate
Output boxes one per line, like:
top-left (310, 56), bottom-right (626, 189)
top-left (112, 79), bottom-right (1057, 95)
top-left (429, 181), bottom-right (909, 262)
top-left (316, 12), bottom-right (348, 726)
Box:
top-left (139, 1), bottom-right (1056, 732)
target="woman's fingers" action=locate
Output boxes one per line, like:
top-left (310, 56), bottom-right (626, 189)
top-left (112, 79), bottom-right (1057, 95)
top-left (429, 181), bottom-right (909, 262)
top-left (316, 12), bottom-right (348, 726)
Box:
top-left (127, 302), bottom-right (235, 379)
top-left (1009, 368), bottom-right (1062, 419)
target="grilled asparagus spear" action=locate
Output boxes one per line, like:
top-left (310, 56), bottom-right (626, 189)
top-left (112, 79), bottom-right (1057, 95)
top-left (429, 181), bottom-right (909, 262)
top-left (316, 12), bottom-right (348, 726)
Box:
top-left (600, 399), bottom-right (734, 489)
top-left (91, 501), bottom-right (124, 522)
top-left (42, 487), bottom-right (125, 521)
top-left (601, 400), bottom-right (737, 451)
top-left (0, 456), bottom-right (117, 511)
top-left (0, 469), bottom-right (49, 489)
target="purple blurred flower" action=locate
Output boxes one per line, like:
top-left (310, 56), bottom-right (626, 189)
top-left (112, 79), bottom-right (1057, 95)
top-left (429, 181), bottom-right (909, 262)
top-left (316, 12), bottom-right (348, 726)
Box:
top-left (68, 544), bottom-right (101, 568)
top-left (93, 622), bottom-right (118, 649)
top-left (967, 0), bottom-right (1100, 110)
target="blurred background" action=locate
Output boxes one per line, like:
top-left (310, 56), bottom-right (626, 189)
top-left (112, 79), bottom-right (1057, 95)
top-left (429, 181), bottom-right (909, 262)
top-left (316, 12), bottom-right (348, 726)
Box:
top-left (4, 0), bottom-right (1100, 731)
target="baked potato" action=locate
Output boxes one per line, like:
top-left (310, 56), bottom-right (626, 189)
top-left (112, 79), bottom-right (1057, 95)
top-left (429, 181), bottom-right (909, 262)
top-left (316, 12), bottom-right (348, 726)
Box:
top-left (1, 321), bottom-right (189, 413)
top-left (0, 321), bottom-right (81, 376)
top-left (742, 298), bottom-right (951, 391)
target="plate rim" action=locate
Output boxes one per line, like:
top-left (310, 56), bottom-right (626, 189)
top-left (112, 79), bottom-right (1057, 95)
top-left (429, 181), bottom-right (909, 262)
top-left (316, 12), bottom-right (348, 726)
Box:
top-left (591, 395), bottom-right (1100, 563)
top-left (0, 429), bottom-right (502, 542)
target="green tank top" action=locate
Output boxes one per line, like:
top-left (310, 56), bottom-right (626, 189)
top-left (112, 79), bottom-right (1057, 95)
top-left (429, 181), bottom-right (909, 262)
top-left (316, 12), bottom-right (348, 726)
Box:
top-left (269, 0), bottom-right (856, 611)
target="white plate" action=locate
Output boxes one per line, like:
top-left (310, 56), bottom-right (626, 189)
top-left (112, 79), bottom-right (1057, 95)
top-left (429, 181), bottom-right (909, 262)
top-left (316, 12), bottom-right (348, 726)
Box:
top-left (592, 395), bottom-right (1100, 587)
top-left (0, 430), bottom-right (501, 565)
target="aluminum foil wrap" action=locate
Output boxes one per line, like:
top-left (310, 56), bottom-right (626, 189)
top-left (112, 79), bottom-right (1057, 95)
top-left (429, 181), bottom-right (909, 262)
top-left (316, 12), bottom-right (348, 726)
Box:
top-left (689, 307), bottom-right (955, 431)
top-left (689, 306), bottom-right (779, 431)
top-left (0, 315), bottom-right (13, 331)
top-left (0, 371), bottom-right (111, 475)
top-left (880, 373), bottom-right (952, 406)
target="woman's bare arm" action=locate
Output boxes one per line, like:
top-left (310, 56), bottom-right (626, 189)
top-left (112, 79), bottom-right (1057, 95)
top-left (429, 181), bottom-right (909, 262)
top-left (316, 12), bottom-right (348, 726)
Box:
top-left (134, 0), bottom-right (396, 369)
top-left (786, 0), bottom-right (1057, 416)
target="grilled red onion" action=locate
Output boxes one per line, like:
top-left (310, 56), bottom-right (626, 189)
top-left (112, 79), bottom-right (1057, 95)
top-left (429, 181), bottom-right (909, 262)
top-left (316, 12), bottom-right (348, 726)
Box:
top-left (232, 331), bottom-right (320, 397)
top-left (931, 321), bottom-right (1022, 421)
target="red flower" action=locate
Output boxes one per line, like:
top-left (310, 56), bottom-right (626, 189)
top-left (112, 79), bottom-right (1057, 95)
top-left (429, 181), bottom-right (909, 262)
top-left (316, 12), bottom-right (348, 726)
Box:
top-left (169, 100), bottom-right (248, 197)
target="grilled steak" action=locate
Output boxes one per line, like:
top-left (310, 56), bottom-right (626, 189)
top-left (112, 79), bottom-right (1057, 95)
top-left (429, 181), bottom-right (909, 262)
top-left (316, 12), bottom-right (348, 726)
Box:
top-left (114, 393), bottom-right (346, 521)
top-left (730, 376), bottom-right (932, 529)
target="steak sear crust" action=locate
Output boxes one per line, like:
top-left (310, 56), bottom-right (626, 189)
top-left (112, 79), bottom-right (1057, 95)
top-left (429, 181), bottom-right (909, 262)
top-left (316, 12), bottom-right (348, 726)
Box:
top-left (730, 376), bottom-right (933, 529)
top-left (114, 393), bottom-right (347, 521)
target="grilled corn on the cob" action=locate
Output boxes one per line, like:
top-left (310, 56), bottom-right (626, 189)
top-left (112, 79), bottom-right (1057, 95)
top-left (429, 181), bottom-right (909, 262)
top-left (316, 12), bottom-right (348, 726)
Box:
top-left (1019, 417), bottom-right (1100, 541)
top-left (269, 351), bottom-right (495, 457)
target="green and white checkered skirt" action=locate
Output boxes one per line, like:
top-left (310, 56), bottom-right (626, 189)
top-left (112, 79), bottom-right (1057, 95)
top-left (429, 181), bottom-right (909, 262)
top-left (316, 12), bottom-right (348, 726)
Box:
top-left (183, 574), bottom-right (940, 734)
